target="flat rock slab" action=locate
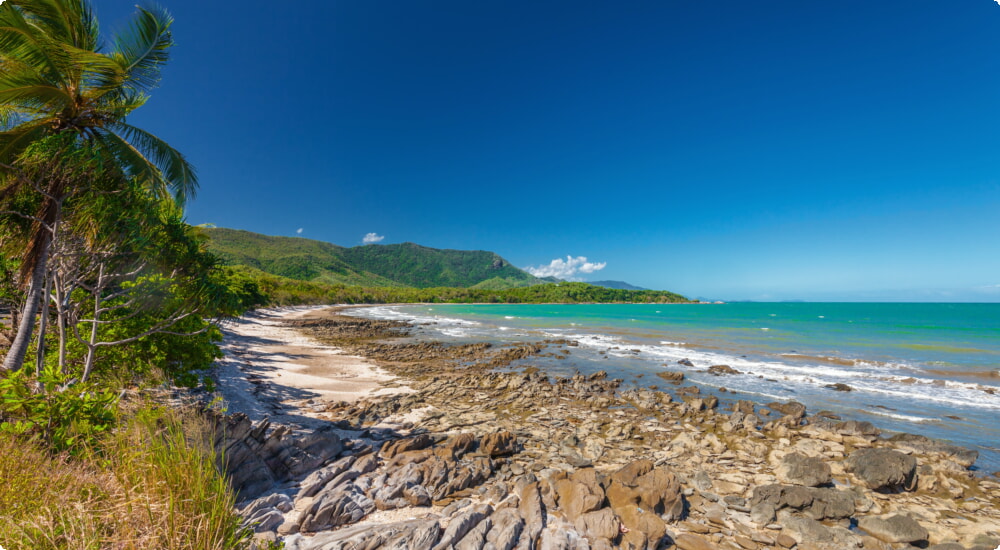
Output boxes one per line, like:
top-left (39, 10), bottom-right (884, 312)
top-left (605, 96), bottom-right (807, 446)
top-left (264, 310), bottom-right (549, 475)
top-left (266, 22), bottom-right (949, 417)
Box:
top-left (858, 513), bottom-right (929, 544)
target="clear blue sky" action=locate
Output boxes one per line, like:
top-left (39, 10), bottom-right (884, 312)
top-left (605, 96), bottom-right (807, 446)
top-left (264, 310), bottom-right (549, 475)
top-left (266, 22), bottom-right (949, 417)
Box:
top-left (90, 0), bottom-right (1000, 301)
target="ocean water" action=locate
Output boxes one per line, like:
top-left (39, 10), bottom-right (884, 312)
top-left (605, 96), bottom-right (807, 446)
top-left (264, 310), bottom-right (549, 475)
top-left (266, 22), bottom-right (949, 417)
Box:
top-left (346, 303), bottom-right (1000, 472)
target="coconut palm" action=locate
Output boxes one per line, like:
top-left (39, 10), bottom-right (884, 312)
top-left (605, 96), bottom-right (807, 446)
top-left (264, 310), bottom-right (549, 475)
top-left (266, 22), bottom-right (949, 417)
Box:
top-left (0, 0), bottom-right (196, 371)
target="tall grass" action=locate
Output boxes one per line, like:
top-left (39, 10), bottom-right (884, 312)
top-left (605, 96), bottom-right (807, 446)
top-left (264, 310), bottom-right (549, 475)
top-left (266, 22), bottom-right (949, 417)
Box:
top-left (0, 403), bottom-right (252, 550)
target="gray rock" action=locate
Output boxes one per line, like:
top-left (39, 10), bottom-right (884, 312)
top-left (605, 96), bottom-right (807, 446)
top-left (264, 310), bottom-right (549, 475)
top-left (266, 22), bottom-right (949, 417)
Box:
top-left (299, 483), bottom-right (375, 532)
top-left (298, 456), bottom-right (356, 498)
top-left (455, 516), bottom-right (493, 550)
top-left (776, 452), bottom-right (831, 487)
top-left (857, 513), bottom-right (929, 544)
top-left (780, 515), bottom-right (861, 549)
top-left (767, 401), bottom-right (807, 423)
top-left (845, 448), bottom-right (917, 491)
top-left (486, 507), bottom-right (524, 550)
top-left (433, 503), bottom-right (493, 550)
top-left (887, 433), bottom-right (979, 468)
top-left (749, 484), bottom-right (854, 521)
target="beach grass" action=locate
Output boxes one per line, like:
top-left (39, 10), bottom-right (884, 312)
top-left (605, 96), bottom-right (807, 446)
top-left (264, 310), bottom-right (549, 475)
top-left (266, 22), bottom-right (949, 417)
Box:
top-left (0, 403), bottom-right (250, 550)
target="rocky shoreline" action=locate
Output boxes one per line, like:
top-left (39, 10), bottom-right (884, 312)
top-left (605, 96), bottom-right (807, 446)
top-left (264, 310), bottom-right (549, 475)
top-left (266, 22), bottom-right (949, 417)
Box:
top-left (212, 308), bottom-right (1000, 550)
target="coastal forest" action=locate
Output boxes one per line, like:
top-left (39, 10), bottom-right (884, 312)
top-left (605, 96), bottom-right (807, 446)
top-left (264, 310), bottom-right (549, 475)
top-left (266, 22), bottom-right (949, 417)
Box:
top-left (0, 1), bottom-right (686, 547)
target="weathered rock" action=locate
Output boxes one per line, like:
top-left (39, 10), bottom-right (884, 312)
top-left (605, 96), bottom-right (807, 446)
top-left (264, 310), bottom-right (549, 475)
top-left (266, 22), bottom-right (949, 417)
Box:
top-left (674, 533), bottom-right (718, 550)
top-left (381, 434), bottom-right (435, 459)
top-left (291, 518), bottom-right (441, 550)
top-left (845, 448), bottom-right (917, 491)
top-left (823, 383), bottom-right (853, 392)
top-left (779, 515), bottom-right (861, 549)
top-left (707, 364), bottom-right (741, 376)
top-left (487, 507), bottom-right (524, 550)
top-left (887, 433), bottom-right (979, 468)
top-left (832, 420), bottom-right (880, 438)
top-left (214, 414), bottom-right (343, 500)
top-left (519, 481), bottom-right (547, 547)
top-left (433, 503), bottom-right (492, 550)
top-left (436, 432), bottom-right (477, 460)
top-left (775, 453), bottom-right (831, 487)
top-left (749, 484), bottom-right (854, 521)
top-left (606, 460), bottom-right (685, 522)
top-left (299, 482), bottom-right (375, 532)
top-left (554, 469), bottom-right (606, 522)
top-left (657, 370), bottom-right (685, 383)
top-left (481, 431), bottom-right (518, 457)
top-left (298, 456), bottom-right (356, 499)
top-left (857, 513), bottom-right (929, 544)
top-left (574, 507), bottom-right (618, 541)
top-left (767, 401), bottom-right (807, 423)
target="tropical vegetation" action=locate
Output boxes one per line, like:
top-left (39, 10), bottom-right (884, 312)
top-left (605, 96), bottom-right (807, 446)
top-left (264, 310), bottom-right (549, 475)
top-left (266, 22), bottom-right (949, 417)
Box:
top-left (0, 2), bottom-right (259, 548)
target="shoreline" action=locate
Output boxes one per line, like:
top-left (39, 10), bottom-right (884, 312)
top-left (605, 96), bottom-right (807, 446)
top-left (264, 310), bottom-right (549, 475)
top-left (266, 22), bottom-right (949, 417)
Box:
top-left (213, 305), bottom-right (1000, 550)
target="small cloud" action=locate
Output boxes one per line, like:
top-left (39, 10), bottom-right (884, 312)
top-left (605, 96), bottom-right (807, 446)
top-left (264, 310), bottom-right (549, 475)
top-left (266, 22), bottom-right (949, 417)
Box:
top-left (363, 232), bottom-right (385, 244)
top-left (525, 255), bottom-right (607, 280)
top-left (296, 228), bottom-right (303, 235)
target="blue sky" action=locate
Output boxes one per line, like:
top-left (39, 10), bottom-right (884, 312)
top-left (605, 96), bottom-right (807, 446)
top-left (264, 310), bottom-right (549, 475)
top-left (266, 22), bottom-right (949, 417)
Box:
top-left (90, 0), bottom-right (1000, 301)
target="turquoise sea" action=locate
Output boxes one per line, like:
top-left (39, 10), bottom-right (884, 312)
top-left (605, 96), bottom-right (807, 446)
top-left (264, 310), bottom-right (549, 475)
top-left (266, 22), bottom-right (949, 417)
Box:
top-left (349, 303), bottom-right (1000, 472)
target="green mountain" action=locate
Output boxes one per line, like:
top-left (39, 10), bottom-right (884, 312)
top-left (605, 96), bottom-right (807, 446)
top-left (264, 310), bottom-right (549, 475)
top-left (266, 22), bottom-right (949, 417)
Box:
top-left (589, 280), bottom-right (648, 291)
top-left (203, 228), bottom-right (545, 289)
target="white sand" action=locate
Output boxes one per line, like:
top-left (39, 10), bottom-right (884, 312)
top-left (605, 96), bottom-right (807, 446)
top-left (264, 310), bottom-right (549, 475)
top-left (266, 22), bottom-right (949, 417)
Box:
top-left (212, 306), bottom-right (410, 423)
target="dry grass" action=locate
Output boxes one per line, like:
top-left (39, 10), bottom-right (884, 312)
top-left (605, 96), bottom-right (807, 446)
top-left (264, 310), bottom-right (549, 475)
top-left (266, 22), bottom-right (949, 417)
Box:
top-left (0, 404), bottom-right (252, 550)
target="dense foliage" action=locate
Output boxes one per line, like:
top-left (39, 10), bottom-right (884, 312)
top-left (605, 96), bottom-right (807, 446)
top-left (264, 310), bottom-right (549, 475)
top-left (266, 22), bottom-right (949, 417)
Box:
top-left (233, 265), bottom-right (689, 306)
top-left (204, 227), bottom-right (545, 289)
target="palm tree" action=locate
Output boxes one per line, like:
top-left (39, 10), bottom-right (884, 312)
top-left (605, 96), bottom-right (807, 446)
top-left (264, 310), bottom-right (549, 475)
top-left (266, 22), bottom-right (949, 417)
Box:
top-left (0, 0), bottom-right (196, 371)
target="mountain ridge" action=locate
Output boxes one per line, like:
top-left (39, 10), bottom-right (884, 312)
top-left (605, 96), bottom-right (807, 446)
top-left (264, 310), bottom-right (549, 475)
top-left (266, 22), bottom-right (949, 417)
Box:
top-left (203, 228), bottom-right (545, 289)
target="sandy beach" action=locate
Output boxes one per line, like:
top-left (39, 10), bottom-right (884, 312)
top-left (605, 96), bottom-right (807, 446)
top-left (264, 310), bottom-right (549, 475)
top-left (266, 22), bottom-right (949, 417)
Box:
top-left (213, 306), bottom-right (409, 423)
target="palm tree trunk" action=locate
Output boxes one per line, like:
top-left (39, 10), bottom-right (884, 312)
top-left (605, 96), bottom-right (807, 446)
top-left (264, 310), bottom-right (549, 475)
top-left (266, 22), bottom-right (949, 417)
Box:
top-left (2, 232), bottom-right (52, 371)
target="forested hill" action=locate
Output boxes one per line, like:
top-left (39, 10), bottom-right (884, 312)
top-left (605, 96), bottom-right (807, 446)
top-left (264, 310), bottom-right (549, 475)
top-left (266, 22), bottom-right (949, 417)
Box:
top-left (203, 228), bottom-right (545, 289)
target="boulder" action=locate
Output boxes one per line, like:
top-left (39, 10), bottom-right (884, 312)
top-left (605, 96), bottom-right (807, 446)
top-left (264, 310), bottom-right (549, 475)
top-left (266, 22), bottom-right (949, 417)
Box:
top-left (481, 431), bottom-right (518, 457)
top-left (707, 364), bottom-right (741, 376)
top-left (381, 434), bottom-right (435, 459)
top-left (845, 448), bottom-right (917, 491)
top-left (767, 401), bottom-right (807, 422)
top-left (857, 513), bottom-right (929, 544)
top-left (833, 420), bottom-right (880, 438)
top-left (435, 432), bottom-right (477, 460)
top-left (554, 469), bottom-right (606, 522)
top-left (779, 515), bottom-right (862, 549)
top-left (574, 508), bottom-right (619, 541)
top-left (657, 370), bottom-right (685, 383)
top-left (824, 383), bottom-right (853, 392)
top-left (749, 484), bottom-right (854, 522)
top-left (776, 452), bottom-right (831, 487)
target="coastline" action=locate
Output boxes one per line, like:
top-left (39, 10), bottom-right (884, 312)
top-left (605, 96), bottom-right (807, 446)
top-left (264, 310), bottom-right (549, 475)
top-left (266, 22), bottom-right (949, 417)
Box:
top-left (213, 305), bottom-right (1000, 550)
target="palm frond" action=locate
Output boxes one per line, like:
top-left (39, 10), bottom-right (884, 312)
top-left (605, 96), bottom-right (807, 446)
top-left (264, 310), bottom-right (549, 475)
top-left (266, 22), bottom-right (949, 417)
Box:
top-left (0, 2), bottom-right (74, 87)
top-left (0, 123), bottom-right (51, 167)
top-left (94, 89), bottom-right (149, 120)
top-left (104, 121), bottom-right (196, 203)
top-left (7, 0), bottom-right (98, 50)
top-left (111, 5), bottom-right (174, 93)
top-left (0, 74), bottom-right (73, 112)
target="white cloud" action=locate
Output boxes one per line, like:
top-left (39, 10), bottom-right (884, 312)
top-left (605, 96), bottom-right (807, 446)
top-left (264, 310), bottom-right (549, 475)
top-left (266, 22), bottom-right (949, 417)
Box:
top-left (296, 228), bottom-right (303, 234)
top-left (525, 256), bottom-right (607, 280)
top-left (363, 232), bottom-right (385, 244)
